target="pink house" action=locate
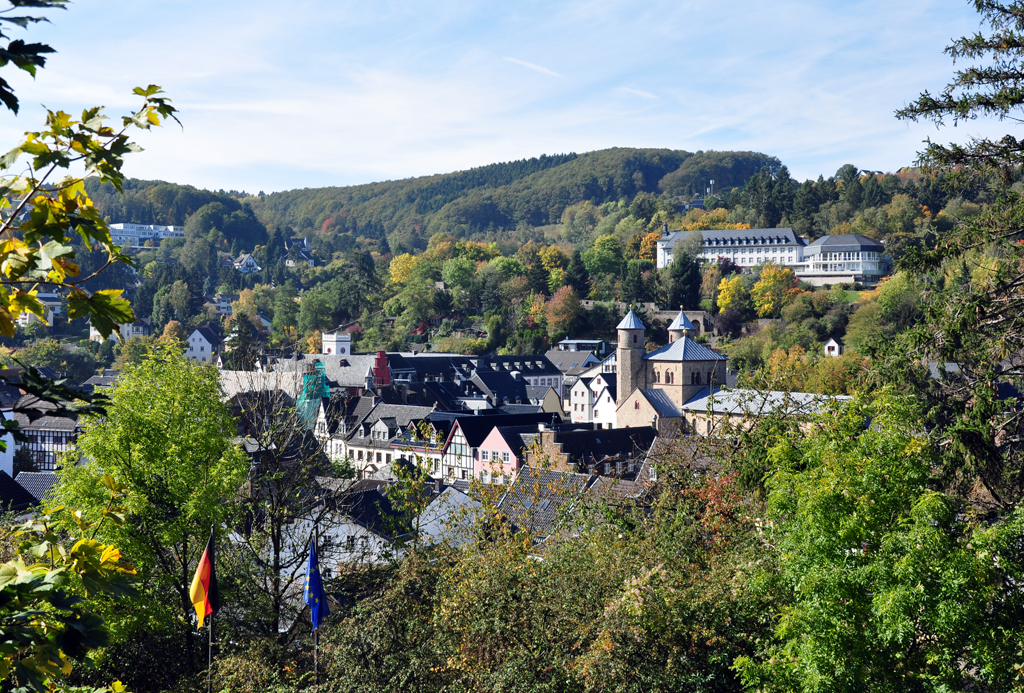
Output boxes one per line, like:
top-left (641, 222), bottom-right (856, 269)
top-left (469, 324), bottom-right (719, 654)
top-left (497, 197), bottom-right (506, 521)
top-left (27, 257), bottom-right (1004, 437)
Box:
top-left (474, 425), bottom-right (535, 485)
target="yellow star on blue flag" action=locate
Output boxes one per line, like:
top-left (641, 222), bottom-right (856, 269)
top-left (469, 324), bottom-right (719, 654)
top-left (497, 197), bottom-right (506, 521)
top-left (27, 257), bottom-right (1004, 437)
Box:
top-left (304, 534), bottom-right (330, 630)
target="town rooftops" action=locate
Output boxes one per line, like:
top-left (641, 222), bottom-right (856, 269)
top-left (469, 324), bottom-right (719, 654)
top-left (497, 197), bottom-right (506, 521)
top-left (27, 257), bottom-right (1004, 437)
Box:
top-left (497, 466), bottom-right (597, 538)
top-left (804, 233), bottom-right (884, 255)
top-left (643, 336), bottom-right (727, 362)
top-left (616, 310), bottom-right (645, 330)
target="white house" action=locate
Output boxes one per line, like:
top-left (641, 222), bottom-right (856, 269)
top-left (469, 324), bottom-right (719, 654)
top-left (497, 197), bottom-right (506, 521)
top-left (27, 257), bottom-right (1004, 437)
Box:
top-left (186, 325), bottom-right (223, 364)
top-left (824, 338), bottom-right (844, 357)
top-left (233, 253), bottom-right (261, 274)
top-left (569, 373), bottom-right (617, 426)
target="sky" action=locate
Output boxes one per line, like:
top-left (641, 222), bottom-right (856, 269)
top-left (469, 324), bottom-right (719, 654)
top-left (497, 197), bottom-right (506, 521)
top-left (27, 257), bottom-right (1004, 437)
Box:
top-left (0, 0), bottom-right (1009, 193)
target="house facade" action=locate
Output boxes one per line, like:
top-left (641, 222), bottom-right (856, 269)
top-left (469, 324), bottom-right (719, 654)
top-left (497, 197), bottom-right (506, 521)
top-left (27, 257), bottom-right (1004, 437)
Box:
top-left (186, 325), bottom-right (223, 364)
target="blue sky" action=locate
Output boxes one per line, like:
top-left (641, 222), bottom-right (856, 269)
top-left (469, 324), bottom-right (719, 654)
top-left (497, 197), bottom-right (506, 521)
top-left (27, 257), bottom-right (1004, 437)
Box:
top-left (0, 0), bottom-right (1006, 193)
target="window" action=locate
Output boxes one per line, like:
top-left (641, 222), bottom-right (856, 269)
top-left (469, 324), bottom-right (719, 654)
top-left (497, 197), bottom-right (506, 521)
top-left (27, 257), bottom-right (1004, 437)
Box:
top-left (461, 469), bottom-right (467, 480)
top-left (345, 536), bottom-right (356, 550)
top-left (447, 466), bottom-right (454, 476)
top-left (634, 401), bottom-right (640, 410)
top-left (604, 463), bottom-right (611, 474)
top-left (385, 454), bottom-right (391, 463)
top-left (480, 470), bottom-right (487, 482)
top-left (376, 452), bottom-right (382, 462)
top-left (357, 450), bottom-right (364, 460)
top-left (481, 449), bottom-right (489, 461)
top-left (501, 451), bottom-right (510, 463)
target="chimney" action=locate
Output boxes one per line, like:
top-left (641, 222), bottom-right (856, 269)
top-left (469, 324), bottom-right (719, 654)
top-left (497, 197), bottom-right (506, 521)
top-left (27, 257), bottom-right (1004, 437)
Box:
top-left (662, 222), bottom-right (669, 235)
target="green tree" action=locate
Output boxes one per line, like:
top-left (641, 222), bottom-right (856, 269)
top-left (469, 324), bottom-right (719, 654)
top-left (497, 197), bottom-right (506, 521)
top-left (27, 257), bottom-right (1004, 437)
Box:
top-left (52, 345), bottom-right (247, 665)
top-left (16, 339), bottom-right (97, 383)
top-left (564, 249), bottom-right (590, 296)
top-left (736, 392), bottom-right (1024, 692)
top-left (583, 235), bottom-right (625, 278)
top-left (664, 252), bottom-right (702, 311)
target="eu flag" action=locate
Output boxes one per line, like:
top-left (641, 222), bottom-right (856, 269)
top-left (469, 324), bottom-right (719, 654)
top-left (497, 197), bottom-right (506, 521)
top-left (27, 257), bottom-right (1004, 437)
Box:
top-left (304, 535), bottom-right (330, 630)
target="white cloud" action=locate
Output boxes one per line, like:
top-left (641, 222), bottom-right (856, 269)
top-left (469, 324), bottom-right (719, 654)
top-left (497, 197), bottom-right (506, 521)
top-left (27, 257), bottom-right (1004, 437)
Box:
top-left (0, 0), bottom-right (1007, 192)
top-left (502, 58), bottom-right (563, 78)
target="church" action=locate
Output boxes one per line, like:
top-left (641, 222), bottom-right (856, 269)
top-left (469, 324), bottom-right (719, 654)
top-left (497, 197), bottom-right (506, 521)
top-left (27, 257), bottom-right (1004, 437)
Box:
top-left (613, 308), bottom-right (729, 431)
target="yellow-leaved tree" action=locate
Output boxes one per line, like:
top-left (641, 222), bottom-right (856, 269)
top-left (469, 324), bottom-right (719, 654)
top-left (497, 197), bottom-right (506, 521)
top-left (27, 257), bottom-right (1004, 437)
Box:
top-left (750, 265), bottom-right (803, 317)
top-left (716, 275), bottom-right (747, 312)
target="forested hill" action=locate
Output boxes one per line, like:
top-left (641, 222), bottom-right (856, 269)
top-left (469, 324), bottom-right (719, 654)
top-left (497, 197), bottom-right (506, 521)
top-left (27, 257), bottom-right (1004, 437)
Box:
top-left (247, 148), bottom-right (778, 253)
top-left (85, 148), bottom-right (778, 258)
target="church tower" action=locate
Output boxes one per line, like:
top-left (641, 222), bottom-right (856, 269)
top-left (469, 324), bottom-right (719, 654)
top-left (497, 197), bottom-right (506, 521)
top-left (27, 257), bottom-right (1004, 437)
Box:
top-left (667, 309), bottom-right (697, 343)
top-left (616, 309), bottom-right (646, 405)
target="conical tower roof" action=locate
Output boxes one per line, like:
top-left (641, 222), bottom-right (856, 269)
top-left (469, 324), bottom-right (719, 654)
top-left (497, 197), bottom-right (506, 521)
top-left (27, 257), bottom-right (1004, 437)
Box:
top-left (668, 309), bottom-right (695, 332)
top-left (616, 309), bottom-right (645, 330)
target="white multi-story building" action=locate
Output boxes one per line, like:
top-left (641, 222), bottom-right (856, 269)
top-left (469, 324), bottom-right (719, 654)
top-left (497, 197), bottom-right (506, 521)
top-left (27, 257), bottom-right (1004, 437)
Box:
top-left (794, 234), bottom-right (888, 286)
top-left (657, 228), bottom-right (890, 286)
top-left (108, 223), bottom-right (184, 249)
top-left (657, 227), bottom-right (806, 270)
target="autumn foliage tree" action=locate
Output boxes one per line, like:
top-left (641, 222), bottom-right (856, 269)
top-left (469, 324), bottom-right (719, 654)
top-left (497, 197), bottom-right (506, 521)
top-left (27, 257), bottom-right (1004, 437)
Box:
top-left (546, 285), bottom-right (583, 341)
top-left (751, 265), bottom-right (802, 317)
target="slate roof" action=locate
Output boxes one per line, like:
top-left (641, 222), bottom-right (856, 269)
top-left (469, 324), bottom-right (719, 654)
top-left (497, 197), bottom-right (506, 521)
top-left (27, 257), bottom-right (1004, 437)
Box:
top-left (644, 336), bottom-right (727, 362)
top-left (82, 374), bottom-right (118, 390)
top-left (667, 310), bottom-right (695, 332)
top-left (275, 353), bottom-right (378, 389)
top-left (193, 324), bottom-right (223, 346)
top-left (15, 471), bottom-right (58, 503)
top-left (616, 310), bottom-right (645, 330)
top-left (525, 385), bottom-right (557, 402)
top-left (804, 233), bottom-right (884, 255)
top-left (0, 470), bottom-right (38, 511)
top-left (497, 466), bottom-right (596, 538)
top-left (638, 389), bottom-right (682, 417)
top-left (347, 403), bottom-right (436, 447)
top-left (545, 427), bottom-right (657, 469)
top-left (448, 412), bottom-right (559, 448)
top-left (661, 227), bottom-right (805, 248)
top-left (544, 349), bottom-right (600, 377)
top-left (680, 387), bottom-right (853, 416)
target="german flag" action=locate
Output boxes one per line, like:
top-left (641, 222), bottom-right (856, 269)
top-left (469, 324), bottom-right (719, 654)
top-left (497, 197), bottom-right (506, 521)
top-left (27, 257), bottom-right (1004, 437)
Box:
top-left (189, 527), bottom-right (220, 629)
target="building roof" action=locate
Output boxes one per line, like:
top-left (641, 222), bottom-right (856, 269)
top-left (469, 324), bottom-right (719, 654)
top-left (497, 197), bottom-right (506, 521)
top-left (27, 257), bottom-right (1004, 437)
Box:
top-left (545, 427), bottom-right (658, 469)
top-left (497, 466), bottom-right (596, 538)
top-left (680, 387), bottom-right (853, 416)
top-left (0, 470), bottom-right (38, 511)
top-left (660, 227), bottom-right (805, 248)
top-left (667, 310), bottom-right (695, 332)
top-left (804, 234), bottom-right (884, 254)
top-left (82, 374), bottom-right (118, 390)
top-left (544, 349), bottom-right (600, 376)
top-left (192, 324), bottom-right (223, 346)
top-left (15, 470), bottom-right (58, 503)
top-left (449, 412), bottom-right (559, 448)
top-left (275, 353), bottom-right (378, 389)
top-left (637, 389), bottom-right (683, 418)
top-left (524, 385), bottom-right (557, 402)
top-left (643, 336), bottom-right (727, 362)
top-left (616, 310), bottom-right (645, 330)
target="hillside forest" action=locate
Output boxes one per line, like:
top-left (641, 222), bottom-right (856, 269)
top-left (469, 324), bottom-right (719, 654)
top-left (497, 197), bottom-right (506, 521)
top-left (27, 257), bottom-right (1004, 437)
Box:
top-left (10, 144), bottom-right (1000, 395)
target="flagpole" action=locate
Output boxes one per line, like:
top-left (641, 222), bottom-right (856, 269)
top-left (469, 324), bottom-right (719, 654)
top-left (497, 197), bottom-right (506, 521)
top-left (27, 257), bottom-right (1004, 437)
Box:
top-left (207, 611), bottom-right (213, 693)
top-left (208, 522), bottom-right (214, 693)
top-left (314, 522), bottom-right (319, 686)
